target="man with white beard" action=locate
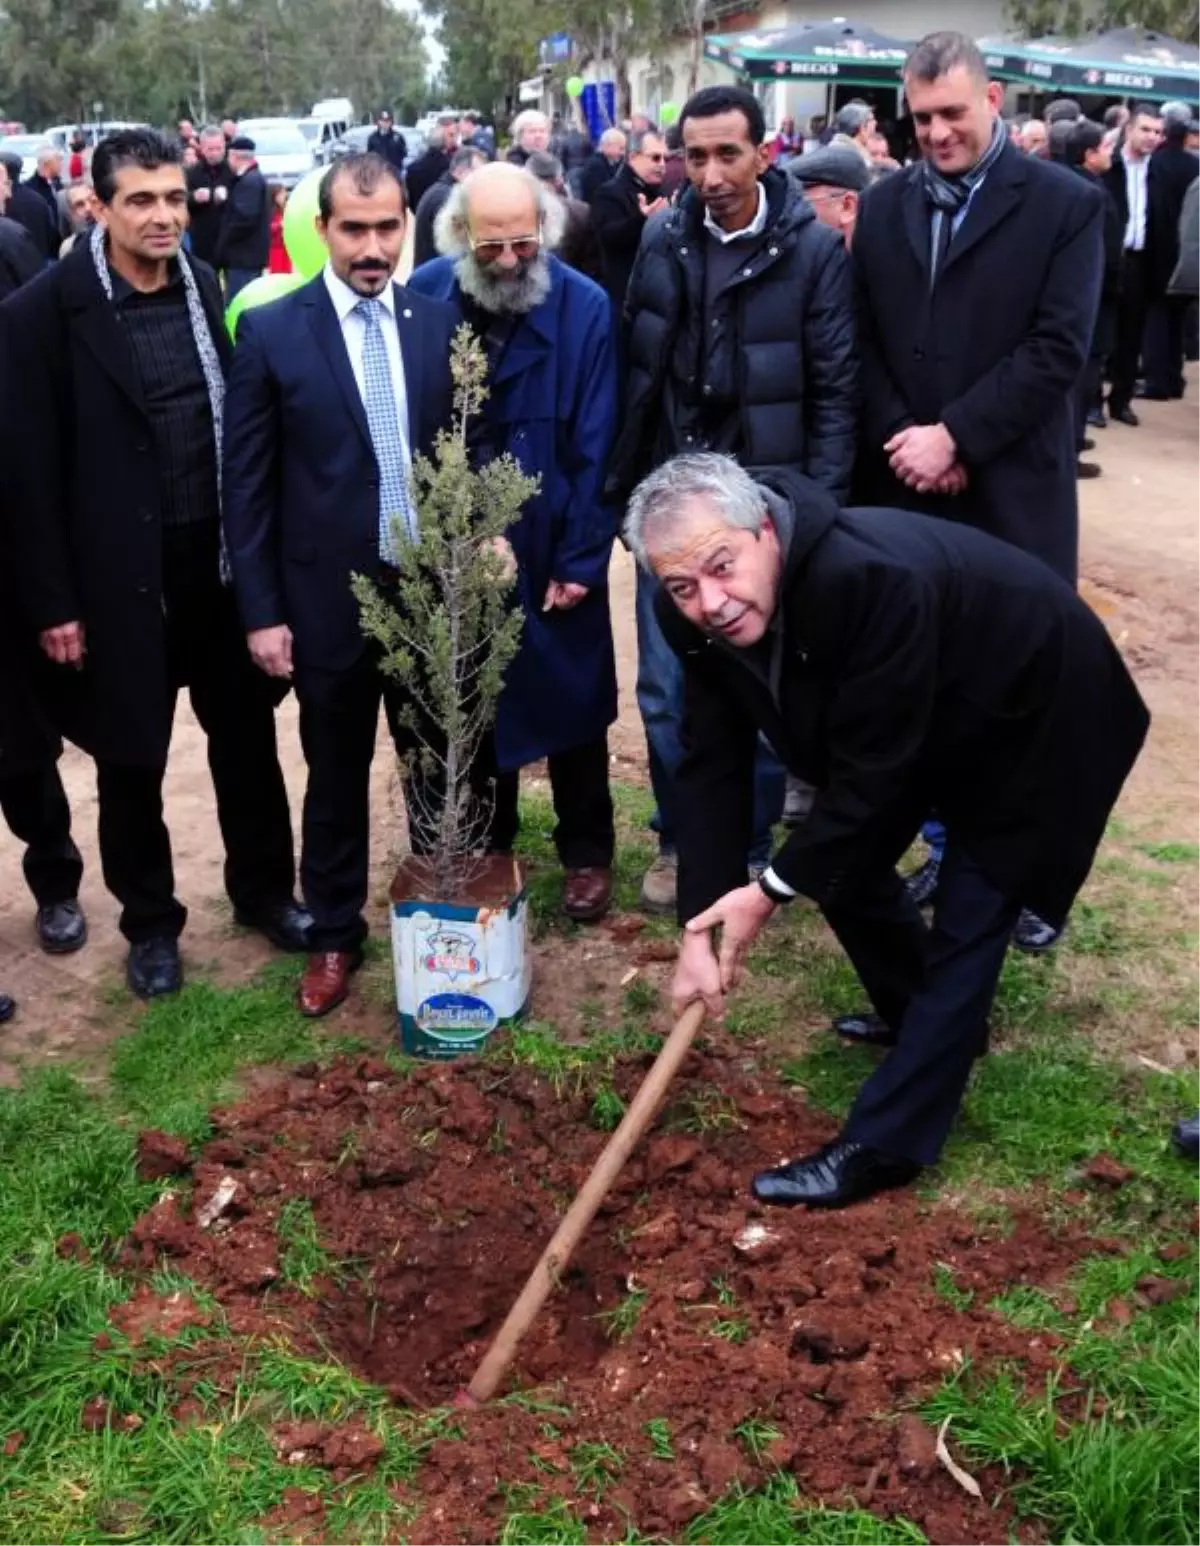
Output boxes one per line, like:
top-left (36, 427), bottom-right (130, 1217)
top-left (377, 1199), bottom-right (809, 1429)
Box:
top-left (408, 163), bottom-right (621, 922)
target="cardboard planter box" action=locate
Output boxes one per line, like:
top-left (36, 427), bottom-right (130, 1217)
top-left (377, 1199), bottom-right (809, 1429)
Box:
top-left (390, 854), bottom-right (531, 1059)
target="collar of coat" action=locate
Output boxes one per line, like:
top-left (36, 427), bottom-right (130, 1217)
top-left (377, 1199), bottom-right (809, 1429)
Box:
top-left (668, 164), bottom-right (814, 246)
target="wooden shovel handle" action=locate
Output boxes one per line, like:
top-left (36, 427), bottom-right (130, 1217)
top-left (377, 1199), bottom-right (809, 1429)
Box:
top-left (461, 999), bottom-right (707, 1407)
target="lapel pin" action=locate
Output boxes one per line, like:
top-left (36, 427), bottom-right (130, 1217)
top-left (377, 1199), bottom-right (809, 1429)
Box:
top-left (402, 307), bottom-right (412, 318)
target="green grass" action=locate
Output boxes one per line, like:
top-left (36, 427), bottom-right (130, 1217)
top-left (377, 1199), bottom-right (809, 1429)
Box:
top-left (0, 787), bottom-right (1196, 1544)
top-left (275, 1199), bottom-right (339, 1296)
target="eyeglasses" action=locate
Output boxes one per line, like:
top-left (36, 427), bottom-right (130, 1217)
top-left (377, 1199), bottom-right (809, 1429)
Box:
top-left (469, 228), bottom-right (541, 263)
top-left (639, 152), bottom-right (666, 163)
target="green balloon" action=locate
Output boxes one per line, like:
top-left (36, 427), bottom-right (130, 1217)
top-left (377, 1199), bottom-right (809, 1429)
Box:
top-left (226, 271), bottom-right (307, 342)
top-left (659, 100), bottom-right (680, 126)
top-left (282, 167), bottom-right (327, 280)
top-left (565, 74), bottom-right (585, 98)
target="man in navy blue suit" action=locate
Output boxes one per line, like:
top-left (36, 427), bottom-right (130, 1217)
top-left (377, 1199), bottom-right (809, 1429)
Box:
top-left (222, 153), bottom-right (458, 1018)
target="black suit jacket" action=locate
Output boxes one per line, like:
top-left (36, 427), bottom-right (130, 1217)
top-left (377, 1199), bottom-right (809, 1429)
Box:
top-left (187, 160), bottom-right (234, 266)
top-left (216, 165), bottom-right (270, 270)
top-left (579, 152), bottom-right (619, 206)
top-left (590, 163), bottom-right (652, 312)
top-left (405, 147), bottom-right (450, 211)
top-left (660, 467), bottom-right (1148, 931)
top-left (222, 275), bottom-right (458, 670)
top-left (1147, 142), bottom-right (1199, 294)
top-left (0, 244), bottom-right (235, 764)
top-left (7, 182), bottom-right (58, 261)
top-left (854, 142), bottom-right (1104, 582)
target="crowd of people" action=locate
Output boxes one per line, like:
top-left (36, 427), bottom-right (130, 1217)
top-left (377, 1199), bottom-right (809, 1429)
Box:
top-left (0, 27), bottom-right (1195, 1200)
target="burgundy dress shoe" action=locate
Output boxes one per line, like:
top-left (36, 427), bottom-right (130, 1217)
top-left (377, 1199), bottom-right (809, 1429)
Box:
top-left (297, 949), bottom-right (363, 1017)
top-left (563, 867), bottom-right (612, 921)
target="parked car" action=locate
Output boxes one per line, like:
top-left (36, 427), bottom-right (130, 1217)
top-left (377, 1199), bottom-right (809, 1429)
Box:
top-left (0, 132), bottom-right (46, 180)
top-left (42, 121), bottom-right (143, 152)
top-left (316, 123), bottom-right (426, 170)
top-left (237, 117), bottom-right (315, 189)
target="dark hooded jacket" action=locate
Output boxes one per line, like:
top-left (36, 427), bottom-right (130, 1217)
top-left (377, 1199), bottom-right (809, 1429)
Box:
top-left (657, 466), bottom-right (1148, 930)
top-left (608, 166), bottom-right (859, 502)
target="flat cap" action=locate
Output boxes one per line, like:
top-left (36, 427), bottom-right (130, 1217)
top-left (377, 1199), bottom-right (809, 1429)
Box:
top-left (785, 144), bottom-right (870, 193)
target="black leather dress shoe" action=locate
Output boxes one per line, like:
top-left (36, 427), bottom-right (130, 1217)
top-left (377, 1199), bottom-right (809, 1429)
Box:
top-left (1080, 436), bottom-right (1095, 451)
top-left (127, 937), bottom-right (183, 1000)
top-left (234, 899), bottom-right (313, 953)
top-left (1110, 404), bottom-right (1140, 427)
top-left (1086, 407), bottom-right (1107, 429)
top-left (751, 1139), bottom-right (921, 1209)
top-left (1077, 460), bottom-right (1102, 479)
top-left (1135, 385), bottom-right (1171, 401)
top-left (1172, 1114), bottom-right (1199, 1160)
top-left (0, 994), bottom-right (15, 1024)
top-left (36, 899), bottom-right (87, 955)
top-left (833, 1011), bottom-right (897, 1048)
top-left (1012, 908), bottom-right (1063, 954)
top-left (905, 854), bottom-right (941, 907)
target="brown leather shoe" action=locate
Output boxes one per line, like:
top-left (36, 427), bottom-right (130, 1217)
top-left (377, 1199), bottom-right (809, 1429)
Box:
top-left (297, 949), bottom-right (363, 1018)
top-left (563, 867), bottom-right (612, 922)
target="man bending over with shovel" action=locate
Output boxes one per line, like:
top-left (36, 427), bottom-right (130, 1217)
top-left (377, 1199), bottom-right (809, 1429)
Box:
top-left (626, 453), bottom-right (1148, 1210)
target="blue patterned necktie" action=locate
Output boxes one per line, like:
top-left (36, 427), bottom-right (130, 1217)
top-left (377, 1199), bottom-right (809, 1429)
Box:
top-left (356, 296), bottom-right (415, 561)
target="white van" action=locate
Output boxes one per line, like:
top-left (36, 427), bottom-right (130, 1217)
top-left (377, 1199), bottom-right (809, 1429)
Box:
top-left (301, 97), bottom-right (352, 154)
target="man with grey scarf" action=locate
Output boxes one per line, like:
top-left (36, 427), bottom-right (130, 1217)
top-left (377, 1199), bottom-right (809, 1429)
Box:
top-left (853, 31), bottom-right (1104, 960)
top-left (0, 128), bottom-right (309, 1001)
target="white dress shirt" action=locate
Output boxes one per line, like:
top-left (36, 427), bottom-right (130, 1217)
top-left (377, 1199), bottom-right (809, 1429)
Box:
top-left (322, 263), bottom-right (412, 468)
top-left (703, 181), bottom-right (769, 243)
top-left (1122, 151), bottom-right (1148, 252)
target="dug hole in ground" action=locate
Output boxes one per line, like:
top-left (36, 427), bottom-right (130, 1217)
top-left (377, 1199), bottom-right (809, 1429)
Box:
top-left (0, 384), bottom-right (1196, 1545)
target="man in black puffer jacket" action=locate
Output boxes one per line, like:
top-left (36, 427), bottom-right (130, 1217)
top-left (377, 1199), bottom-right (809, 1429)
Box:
top-left (608, 84), bottom-right (858, 918)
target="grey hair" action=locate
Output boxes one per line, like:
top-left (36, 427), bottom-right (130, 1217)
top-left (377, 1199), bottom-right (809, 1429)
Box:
top-left (834, 102), bottom-right (872, 138)
top-left (1161, 99), bottom-right (1194, 137)
top-left (600, 127), bottom-right (627, 151)
top-left (905, 30), bottom-right (988, 85)
top-left (450, 145), bottom-right (487, 175)
top-left (625, 453), bottom-right (766, 570)
top-left (525, 149), bottom-right (564, 185)
top-left (510, 109), bottom-right (549, 143)
top-left (35, 143), bottom-right (59, 166)
top-left (626, 127), bottom-right (659, 156)
top-left (199, 123), bottom-right (225, 141)
top-left (433, 163), bottom-right (567, 257)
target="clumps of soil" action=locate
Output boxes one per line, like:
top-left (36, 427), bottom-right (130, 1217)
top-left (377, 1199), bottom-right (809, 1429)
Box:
top-left (109, 1049), bottom-right (1169, 1545)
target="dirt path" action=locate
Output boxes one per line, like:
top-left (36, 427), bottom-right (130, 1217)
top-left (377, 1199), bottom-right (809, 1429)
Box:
top-left (0, 378), bottom-right (1194, 1072)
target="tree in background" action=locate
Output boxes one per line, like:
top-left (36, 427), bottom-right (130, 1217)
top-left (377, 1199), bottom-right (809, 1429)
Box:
top-left (0, 0), bottom-right (429, 132)
top-left (1005, 0), bottom-right (1199, 41)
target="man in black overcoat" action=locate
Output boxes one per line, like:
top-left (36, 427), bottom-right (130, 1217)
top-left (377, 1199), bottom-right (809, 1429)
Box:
top-left (1142, 102), bottom-right (1199, 400)
top-left (590, 128), bottom-right (669, 315)
top-left (215, 136), bottom-right (270, 300)
top-left (0, 129), bottom-right (308, 1000)
top-left (1067, 120), bottom-right (1123, 451)
top-left (626, 453), bottom-right (1148, 1209)
top-left (853, 30), bottom-right (1104, 949)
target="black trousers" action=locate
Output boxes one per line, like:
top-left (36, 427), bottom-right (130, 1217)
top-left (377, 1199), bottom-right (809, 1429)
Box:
top-left (96, 537), bottom-right (295, 944)
top-left (490, 737), bottom-right (615, 870)
top-left (296, 642), bottom-right (616, 951)
top-left (295, 645), bottom-right (454, 953)
top-left (0, 762), bottom-right (83, 907)
top-left (1109, 249), bottom-right (1149, 410)
top-left (823, 840), bottom-right (1020, 1166)
top-left (1143, 294), bottom-right (1189, 398)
